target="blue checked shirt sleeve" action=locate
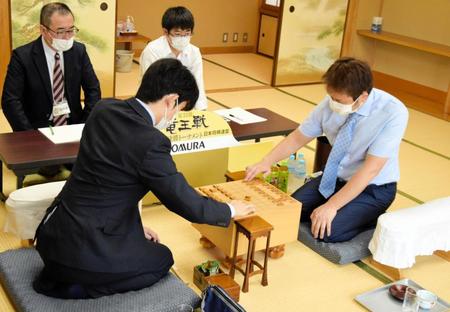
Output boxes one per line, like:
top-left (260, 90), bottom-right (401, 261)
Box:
top-left (299, 98), bottom-right (328, 138)
top-left (368, 103), bottom-right (409, 158)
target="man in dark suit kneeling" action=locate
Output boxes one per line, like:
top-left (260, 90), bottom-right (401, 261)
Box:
top-left (33, 58), bottom-right (255, 299)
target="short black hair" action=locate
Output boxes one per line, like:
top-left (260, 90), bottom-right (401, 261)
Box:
top-left (323, 57), bottom-right (373, 100)
top-left (136, 58), bottom-right (199, 111)
top-left (161, 6), bottom-right (194, 32)
top-left (40, 2), bottom-right (74, 27)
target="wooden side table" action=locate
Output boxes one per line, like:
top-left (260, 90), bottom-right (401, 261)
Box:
top-left (229, 216), bottom-right (274, 292)
top-left (116, 34), bottom-right (151, 54)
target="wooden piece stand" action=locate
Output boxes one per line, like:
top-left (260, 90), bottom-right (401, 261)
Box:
top-left (205, 274), bottom-right (241, 302)
top-left (193, 266), bottom-right (240, 302)
top-left (229, 216), bottom-right (273, 293)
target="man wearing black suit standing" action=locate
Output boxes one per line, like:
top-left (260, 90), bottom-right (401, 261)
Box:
top-left (1, 2), bottom-right (100, 131)
top-left (34, 58), bottom-right (255, 299)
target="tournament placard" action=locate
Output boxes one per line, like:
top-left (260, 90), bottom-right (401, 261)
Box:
top-left (161, 110), bottom-right (239, 155)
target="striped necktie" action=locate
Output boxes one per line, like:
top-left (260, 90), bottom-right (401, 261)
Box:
top-left (319, 113), bottom-right (359, 198)
top-left (52, 53), bottom-right (67, 126)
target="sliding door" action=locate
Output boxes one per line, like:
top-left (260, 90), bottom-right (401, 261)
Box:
top-left (273, 0), bottom-right (348, 85)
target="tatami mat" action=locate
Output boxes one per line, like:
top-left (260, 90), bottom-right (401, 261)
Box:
top-left (0, 111), bottom-right (12, 134)
top-left (397, 141), bottom-right (450, 202)
top-left (279, 84), bottom-right (327, 105)
top-left (1, 52), bottom-right (449, 311)
top-left (203, 53), bottom-right (273, 85)
top-left (203, 61), bottom-right (265, 91)
top-left (404, 109), bottom-right (450, 158)
top-left (141, 205), bottom-right (382, 312)
top-left (115, 62), bottom-right (141, 98)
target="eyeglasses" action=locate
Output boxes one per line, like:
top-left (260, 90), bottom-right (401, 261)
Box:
top-left (169, 30), bottom-right (192, 37)
top-left (43, 25), bottom-right (79, 38)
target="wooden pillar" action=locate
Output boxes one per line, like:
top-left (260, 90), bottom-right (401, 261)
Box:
top-left (0, 0), bottom-right (11, 98)
top-left (341, 0), bottom-right (359, 57)
top-left (444, 82), bottom-right (450, 120)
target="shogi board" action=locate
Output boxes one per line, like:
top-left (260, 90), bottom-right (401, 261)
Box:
top-left (192, 179), bottom-right (302, 257)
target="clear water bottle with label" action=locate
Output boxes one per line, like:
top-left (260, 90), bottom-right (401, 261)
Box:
top-left (287, 153), bottom-right (307, 194)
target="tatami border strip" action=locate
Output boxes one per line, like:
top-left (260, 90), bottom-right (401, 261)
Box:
top-left (401, 139), bottom-right (450, 160)
top-left (202, 57), bottom-right (268, 85)
top-left (354, 260), bottom-right (393, 284)
top-left (206, 85), bottom-right (272, 94)
top-left (395, 190), bottom-right (424, 204)
top-left (206, 96), bottom-right (230, 109)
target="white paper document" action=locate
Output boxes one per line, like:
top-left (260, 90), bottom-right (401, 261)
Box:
top-left (214, 107), bottom-right (267, 125)
top-left (39, 123), bottom-right (85, 144)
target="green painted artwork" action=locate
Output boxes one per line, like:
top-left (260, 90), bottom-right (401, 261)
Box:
top-left (275, 0), bottom-right (348, 85)
top-left (11, 0), bottom-right (107, 51)
top-left (10, 0), bottom-right (116, 96)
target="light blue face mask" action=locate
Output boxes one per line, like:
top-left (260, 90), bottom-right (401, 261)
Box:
top-left (155, 98), bottom-right (179, 130)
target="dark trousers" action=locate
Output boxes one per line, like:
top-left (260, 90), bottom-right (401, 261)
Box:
top-left (292, 176), bottom-right (396, 243)
top-left (33, 241), bottom-right (174, 299)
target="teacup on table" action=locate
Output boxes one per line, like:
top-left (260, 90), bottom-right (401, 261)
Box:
top-left (417, 290), bottom-right (437, 310)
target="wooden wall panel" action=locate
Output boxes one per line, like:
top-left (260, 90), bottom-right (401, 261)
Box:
top-left (0, 0), bottom-right (11, 99)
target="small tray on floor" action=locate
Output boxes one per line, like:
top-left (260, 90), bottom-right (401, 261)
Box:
top-left (355, 279), bottom-right (450, 312)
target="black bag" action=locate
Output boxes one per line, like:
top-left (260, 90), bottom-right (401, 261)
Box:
top-left (201, 285), bottom-right (246, 312)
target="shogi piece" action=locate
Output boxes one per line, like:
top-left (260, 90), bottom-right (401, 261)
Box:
top-left (229, 216), bottom-right (273, 293)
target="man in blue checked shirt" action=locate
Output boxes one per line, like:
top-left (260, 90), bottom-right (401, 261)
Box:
top-left (246, 57), bottom-right (408, 243)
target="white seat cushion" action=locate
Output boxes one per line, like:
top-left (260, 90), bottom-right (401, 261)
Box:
top-left (369, 197), bottom-right (450, 268)
top-left (4, 181), bottom-right (66, 239)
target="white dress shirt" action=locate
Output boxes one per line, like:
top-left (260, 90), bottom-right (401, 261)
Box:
top-left (139, 36), bottom-right (207, 110)
top-left (300, 88), bottom-right (409, 185)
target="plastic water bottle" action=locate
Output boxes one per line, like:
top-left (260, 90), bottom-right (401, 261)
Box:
top-left (287, 154), bottom-right (307, 194)
top-left (287, 154), bottom-right (296, 173)
top-left (125, 15), bottom-right (135, 32)
top-left (296, 158), bottom-right (307, 186)
top-left (287, 155), bottom-right (298, 194)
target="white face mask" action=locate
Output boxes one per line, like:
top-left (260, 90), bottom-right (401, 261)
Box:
top-left (170, 35), bottom-right (190, 51)
top-left (155, 99), bottom-right (179, 130)
top-left (52, 37), bottom-right (74, 52)
top-left (328, 94), bottom-right (361, 115)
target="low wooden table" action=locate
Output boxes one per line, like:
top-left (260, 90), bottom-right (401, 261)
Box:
top-left (228, 108), bottom-right (298, 142)
top-left (0, 131), bottom-right (79, 200)
top-left (116, 33), bottom-right (150, 51)
top-left (193, 179), bottom-right (301, 261)
top-left (0, 108), bottom-right (298, 200)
